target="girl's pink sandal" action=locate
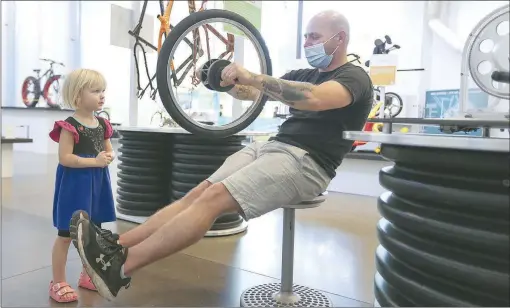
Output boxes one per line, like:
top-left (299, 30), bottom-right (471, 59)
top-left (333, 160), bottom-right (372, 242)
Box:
top-left (78, 271), bottom-right (97, 291)
top-left (49, 281), bottom-right (78, 303)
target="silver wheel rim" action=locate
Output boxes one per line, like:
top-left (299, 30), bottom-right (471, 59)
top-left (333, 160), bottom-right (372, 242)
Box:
top-left (384, 93), bottom-right (402, 117)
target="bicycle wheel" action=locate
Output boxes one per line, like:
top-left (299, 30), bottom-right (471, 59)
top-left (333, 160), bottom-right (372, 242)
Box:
top-left (374, 89), bottom-right (403, 118)
top-left (384, 92), bottom-right (403, 117)
top-left (42, 75), bottom-right (63, 108)
top-left (156, 9), bottom-right (272, 138)
top-left (21, 76), bottom-right (41, 107)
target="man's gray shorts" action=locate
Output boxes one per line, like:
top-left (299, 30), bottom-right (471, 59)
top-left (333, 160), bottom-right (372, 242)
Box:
top-left (207, 140), bottom-right (331, 221)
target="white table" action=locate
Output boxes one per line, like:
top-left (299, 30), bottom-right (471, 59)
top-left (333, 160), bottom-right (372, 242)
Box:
top-left (1, 138), bottom-right (34, 178)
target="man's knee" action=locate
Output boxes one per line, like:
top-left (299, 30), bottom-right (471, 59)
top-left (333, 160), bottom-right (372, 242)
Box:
top-left (192, 182), bottom-right (240, 215)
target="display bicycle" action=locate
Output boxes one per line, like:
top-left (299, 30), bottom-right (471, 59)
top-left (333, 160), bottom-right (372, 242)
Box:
top-left (21, 58), bottom-right (65, 108)
top-left (129, 0), bottom-right (236, 101)
top-left (348, 51), bottom-right (404, 119)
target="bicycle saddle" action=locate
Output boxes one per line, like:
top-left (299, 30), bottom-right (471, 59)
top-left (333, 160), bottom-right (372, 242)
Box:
top-left (33, 69), bottom-right (41, 73)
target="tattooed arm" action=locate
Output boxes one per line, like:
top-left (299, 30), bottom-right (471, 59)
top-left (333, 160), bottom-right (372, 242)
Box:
top-left (226, 85), bottom-right (260, 101)
top-left (219, 63), bottom-right (363, 110)
top-left (226, 85), bottom-right (277, 101)
top-left (245, 74), bottom-right (355, 111)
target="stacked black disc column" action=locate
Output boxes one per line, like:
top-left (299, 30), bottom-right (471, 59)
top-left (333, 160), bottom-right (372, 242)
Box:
top-left (170, 134), bottom-right (246, 233)
top-left (374, 144), bottom-right (509, 307)
top-left (116, 131), bottom-right (172, 217)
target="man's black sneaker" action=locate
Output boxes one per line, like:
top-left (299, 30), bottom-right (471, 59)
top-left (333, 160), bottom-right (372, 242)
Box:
top-left (69, 210), bottom-right (119, 251)
top-left (72, 216), bottom-right (131, 301)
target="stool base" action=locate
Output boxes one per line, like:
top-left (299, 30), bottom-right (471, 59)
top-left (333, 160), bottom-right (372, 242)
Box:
top-left (240, 283), bottom-right (333, 307)
top-left (205, 220), bottom-right (248, 237)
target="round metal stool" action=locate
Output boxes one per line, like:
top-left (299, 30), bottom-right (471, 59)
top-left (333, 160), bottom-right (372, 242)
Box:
top-left (240, 192), bottom-right (334, 307)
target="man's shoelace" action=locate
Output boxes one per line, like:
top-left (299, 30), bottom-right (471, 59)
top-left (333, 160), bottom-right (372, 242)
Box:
top-left (92, 224), bottom-right (119, 243)
top-left (97, 234), bottom-right (124, 256)
top-left (93, 225), bottom-right (123, 256)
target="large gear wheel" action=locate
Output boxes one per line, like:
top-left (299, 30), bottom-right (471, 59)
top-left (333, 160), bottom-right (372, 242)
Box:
top-left (466, 4), bottom-right (509, 99)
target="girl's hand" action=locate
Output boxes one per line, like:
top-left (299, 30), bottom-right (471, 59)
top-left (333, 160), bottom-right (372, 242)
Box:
top-left (95, 151), bottom-right (111, 167)
top-left (106, 151), bottom-right (116, 162)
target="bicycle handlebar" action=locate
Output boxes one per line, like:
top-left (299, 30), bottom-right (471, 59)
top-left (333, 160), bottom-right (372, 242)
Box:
top-left (40, 58), bottom-right (65, 67)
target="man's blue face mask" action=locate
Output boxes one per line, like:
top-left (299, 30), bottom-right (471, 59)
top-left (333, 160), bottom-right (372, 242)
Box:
top-left (304, 33), bottom-right (341, 69)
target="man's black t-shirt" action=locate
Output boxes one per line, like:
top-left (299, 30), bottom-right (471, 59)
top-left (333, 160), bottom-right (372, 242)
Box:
top-left (269, 62), bottom-right (373, 179)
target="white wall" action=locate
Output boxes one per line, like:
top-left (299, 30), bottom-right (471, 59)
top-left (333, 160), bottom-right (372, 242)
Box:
top-left (3, 1), bottom-right (77, 108)
top-left (80, 1), bottom-right (134, 125)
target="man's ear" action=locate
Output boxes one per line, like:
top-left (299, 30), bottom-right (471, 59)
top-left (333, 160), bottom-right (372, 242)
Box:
top-left (337, 31), bottom-right (347, 44)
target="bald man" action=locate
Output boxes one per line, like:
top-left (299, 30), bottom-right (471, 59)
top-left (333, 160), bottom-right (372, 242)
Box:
top-left (70, 10), bottom-right (373, 300)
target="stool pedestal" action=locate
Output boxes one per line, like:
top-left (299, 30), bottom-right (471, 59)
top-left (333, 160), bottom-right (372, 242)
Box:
top-left (240, 193), bottom-right (333, 307)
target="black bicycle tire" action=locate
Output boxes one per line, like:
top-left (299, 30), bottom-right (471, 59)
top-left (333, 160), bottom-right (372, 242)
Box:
top-left (117, 172), bottom-right (162, 183)
top-left (118, 164), bottom-right (167, 175)
top-left (21, 76), bottom-right (41, 108)
top-left (374, 89), bottom-right (403, 118)
top-left (118, 146), bottom-right (167, 158)
top-left (118, 138), bottom-right (169, 149)
top-left (117, 188), bottom-right (165, 202)
top-left (43, 75), bottom-right (62, 108)
top-left (156, 9), bottom-right (272, 138)
top-left (117, 179), bottom-right (166, 193)
top-left (171, 171), bottom-right (211, 183)
top-left (117, 154), bottom-right (163, 165)
top-left (116, 205), bottom-right (158, 217)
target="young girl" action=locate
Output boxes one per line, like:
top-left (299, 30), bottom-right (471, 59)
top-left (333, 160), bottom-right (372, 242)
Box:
top-left (48, 68), bottom-right (117, 302)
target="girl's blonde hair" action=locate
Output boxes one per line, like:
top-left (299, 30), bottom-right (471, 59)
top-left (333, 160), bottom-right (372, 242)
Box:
top-left (62, 69), bottom-right (106, 109)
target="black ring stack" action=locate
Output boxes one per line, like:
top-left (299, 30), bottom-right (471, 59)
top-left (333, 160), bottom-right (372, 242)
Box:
top-left (374, 144), bottom-right (509, 307)
top-left (116, 131), bottom-right (172, 217)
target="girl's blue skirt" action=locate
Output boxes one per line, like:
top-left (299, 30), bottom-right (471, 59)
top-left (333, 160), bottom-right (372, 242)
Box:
top-left (52, 154), bottom-right (116, 230)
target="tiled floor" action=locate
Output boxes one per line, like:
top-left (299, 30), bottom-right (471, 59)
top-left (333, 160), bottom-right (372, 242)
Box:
top-left (1, 150), bottom-right (382, 307)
